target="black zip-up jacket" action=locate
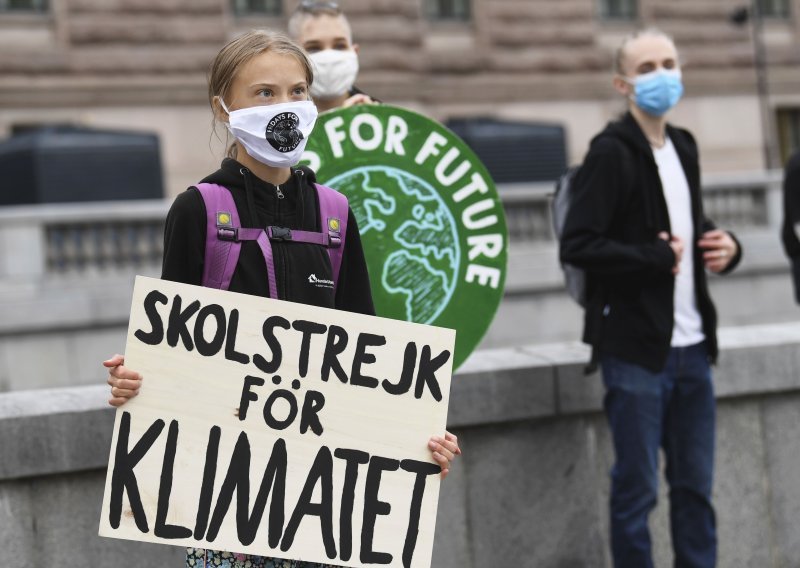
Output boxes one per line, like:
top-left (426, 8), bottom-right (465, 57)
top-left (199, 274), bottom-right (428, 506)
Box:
top-left (161, 158), bottom-right (375, 315)
top-left (781, 149), bottom-right (800, 303)
top-left (560, 112), bottom-right (742, 372)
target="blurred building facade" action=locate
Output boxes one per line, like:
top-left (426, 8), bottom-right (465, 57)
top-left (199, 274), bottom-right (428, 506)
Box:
top-left (3, 6), bottom-right (799, 564)
top-left (2, 0), bottom-right (800, 196)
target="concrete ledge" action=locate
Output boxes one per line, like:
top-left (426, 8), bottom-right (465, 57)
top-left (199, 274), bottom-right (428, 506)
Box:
top-left (453, 320), bottom-right (800, 427)
top-left (0, 384), bottom-right (113, 481)
top-left (5, 322), bottom-right (800, 480)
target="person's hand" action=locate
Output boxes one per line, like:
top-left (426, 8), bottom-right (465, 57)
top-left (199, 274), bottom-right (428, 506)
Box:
top-left (658, 231), bottom-right (684, 274)
top-left (342, 93), bottom-right (374, 108)
top-left (104, 354), bottom-right (142, 407)
top-left (428, 431), bottom-right (461, 480)
top-left (698, 229), bottom-right (738, 273)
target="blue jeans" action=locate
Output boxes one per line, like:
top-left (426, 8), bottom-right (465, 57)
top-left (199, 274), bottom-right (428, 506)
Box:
top-left (601, 342), bottom-right (717, 568)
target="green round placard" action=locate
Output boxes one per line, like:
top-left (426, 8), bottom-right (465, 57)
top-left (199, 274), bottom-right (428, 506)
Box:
top-left (301, 105), bottom-right (507, 370)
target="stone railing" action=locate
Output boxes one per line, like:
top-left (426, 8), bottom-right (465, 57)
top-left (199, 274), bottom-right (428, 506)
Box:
top-left (2, 322), bottom-right (800, 567)
top-left (0, 170), bottom-right (793, 392)
top-left (45, 217), bottom-right (164, 274)
top-left (0, 170), bottom-right (783, 282)
top-left (0, 199), bottom-right (168, 280)
top-left (499, 169), bottom-right (784, 245)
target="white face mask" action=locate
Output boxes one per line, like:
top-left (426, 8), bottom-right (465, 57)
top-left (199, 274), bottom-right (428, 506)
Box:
top-left (219, 99), bottom-right (318, 168)
top-left (309, 49), bottom-right (359, 100)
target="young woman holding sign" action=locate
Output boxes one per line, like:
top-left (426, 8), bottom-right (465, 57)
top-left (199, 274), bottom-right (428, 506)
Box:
top-left (104, 29), bottom-right (459, 568)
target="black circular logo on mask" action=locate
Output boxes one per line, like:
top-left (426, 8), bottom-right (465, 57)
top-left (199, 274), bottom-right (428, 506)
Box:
top-left (265, 112), bottom-right (304, 153)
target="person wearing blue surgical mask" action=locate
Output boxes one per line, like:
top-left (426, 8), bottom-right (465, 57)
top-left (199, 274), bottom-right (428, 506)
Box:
top-left (560, 29), bottom-right (742, 568)
top-left (287, 1), bottom-right (376, 113)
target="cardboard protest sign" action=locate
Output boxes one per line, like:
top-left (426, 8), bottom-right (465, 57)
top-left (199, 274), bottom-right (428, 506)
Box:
top-left (99, 276), bottom-right (455, 568)
top-left (302, 105), bottom-right (508, 370)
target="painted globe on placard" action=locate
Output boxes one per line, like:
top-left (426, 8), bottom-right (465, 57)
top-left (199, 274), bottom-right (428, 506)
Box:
top-left (328, 166), bottom-right (459, 324)
top-left (303, 104), bottom-right (508, 370)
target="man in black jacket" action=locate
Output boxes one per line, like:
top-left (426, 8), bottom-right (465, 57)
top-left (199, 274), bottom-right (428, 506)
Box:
top-left (561, 29), bottom-right (741, 568)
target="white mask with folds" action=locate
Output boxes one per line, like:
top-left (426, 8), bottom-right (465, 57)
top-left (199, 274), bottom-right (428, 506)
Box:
top-left (309, 49), bottom-right (359, 100)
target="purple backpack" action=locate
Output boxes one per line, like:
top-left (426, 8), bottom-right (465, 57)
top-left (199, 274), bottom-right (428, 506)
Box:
top-left (195, 182), bottom-right (349, 298)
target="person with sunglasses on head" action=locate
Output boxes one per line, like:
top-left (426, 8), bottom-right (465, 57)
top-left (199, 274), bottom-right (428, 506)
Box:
top-left (560, 29), bottom-right (741, 568)
top-left (103, 29), bottom-right (459, 568)
top-left (287, 0), bottom-right (376, 113)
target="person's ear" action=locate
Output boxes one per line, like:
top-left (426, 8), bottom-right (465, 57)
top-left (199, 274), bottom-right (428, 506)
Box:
top-left (612, 75), bottom-right (632, 98)
top-left (352, 43), bottom-right (360, 55)
top-left (213, 96), bottom-right (229, 124)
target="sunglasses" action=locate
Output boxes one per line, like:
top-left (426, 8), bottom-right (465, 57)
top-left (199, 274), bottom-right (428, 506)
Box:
top-left (298, 0), bottom-right (341, 13)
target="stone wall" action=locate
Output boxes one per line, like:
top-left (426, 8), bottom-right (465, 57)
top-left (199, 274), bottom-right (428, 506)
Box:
top-left (2, 0), bottom-right (800, 180)
top-left (4, 0), bottom-right (800, 105)
top-left (2, 322), bottom-right (800, 567)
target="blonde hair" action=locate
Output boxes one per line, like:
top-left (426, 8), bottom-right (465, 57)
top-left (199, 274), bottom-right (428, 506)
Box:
top-left (614, 28), bottom-right (678, 75)
top-left (207, 29), bottom-right (314, 158)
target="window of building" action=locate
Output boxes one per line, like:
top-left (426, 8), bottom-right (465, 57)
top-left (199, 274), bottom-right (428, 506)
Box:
top-left (777, 108), bottom-right (800, 164)
top-left (425, 0), bottom-right (471, 22)
top-left (0, 0), bottom-right (48, 12)
top-left (758, 0), bottom-right (790, 18)
top-left (231, 0), bottom-right (282, 17)
top-left (598, 0), bottom-right (637, 21)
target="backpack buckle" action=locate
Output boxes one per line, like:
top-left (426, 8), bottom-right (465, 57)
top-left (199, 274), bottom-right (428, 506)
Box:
top-left (217, 227), bottom-right (238, 241)
top-left (268, 226), bottom-right (292, 241)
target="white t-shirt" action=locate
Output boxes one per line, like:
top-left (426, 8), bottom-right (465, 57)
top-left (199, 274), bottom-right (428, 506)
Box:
top-left (652, 137), bottom-right (705, 347)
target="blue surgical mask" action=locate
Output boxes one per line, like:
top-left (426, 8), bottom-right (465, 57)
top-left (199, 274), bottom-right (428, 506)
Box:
top-left (627, 69), bottom-right (684, 117)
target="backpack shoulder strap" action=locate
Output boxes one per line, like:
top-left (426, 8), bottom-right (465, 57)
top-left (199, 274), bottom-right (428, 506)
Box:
top-left (551, 165), bottom-right (581, 239)
top-left (314, 183), bottom-right (349, 293)
top-left (194, 183), bottom-right (242, 290)
top-left (194, 182), bottom-right (348, 297)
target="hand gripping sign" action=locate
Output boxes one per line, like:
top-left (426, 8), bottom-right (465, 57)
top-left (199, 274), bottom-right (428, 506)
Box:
top-left (99, 276), bottom-right (455, 568)
top-left (301, 105), bottom-right (508, 370)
